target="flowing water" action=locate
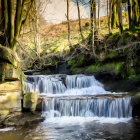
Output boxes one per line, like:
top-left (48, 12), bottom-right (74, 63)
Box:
top-left (0, 74), bottom-right (140, 140)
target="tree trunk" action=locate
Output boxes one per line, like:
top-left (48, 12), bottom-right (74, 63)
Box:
top-left (76, 0), bottom-right (84, 41)
top-left (98, 0), bottom-right (100, 29)
top-left (111, 0), bottom-right (118, 29)
top-left (132, 0), bottom-right (139, 26)
top-left (117, 0), bottom-right (123, 33)
top-left (35, 0), bottom-right (40, 57)
top-left (67, 0), bottom-right (71, 46)
top-left (4, 0), bottom-right (8, 34)
top-left (108, 0), bottom-right (112, 33)
top-left (128, 0), bottom-right (132, 30)
top-left (90, 0), bottom-right (96, 56)
top-left (8, 0), bottom-right (15, 50)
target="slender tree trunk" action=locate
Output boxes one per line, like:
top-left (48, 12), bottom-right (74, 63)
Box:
top-left (109, 0), bottom-right (112, 33)
top-left (125, 3), bottom-right (127, 23)
top-left (90, 0), bottom-right (96, 57)
top-left (8, 0), bottom-right (15, 50)
top-left (93, 0), bottom-right (96, 28)
top-left (4, 0), bottom-right (8, 34)
top-left (128, 0), bottom-right (132, 30)
top-left (0, 0), bottom-right (1, 25)
top-left (98, 0), bottom-right (100, 29)
top-left (35, 0), bottom-right (40, 57)
top-left (67, 0), bottom-right (71, 46)
top-left (111, 0), bottom-right (118, 29)
top-left (132, 0), bottom-right (139, 26)
top-left (76, 0), bottom-right (84, 41)
top-left (117, 0), bottom-right (123, 33)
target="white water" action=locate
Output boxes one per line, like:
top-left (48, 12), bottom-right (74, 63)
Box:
top-left (25, 74), bottom-right (132, 122)
top-left (25, 74), bottom-right (126, 95)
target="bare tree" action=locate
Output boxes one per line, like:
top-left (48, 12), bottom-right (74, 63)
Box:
top-left (34, 0), bottom-right (40, 57)
top-left (67, 0), bottom-right (71, 46)
top-left (90, 0), bottom-right (96, 57)
top-left (117, 0), bottom-right (123, 33)
top-left (76, 0), bottom-right (84, 41)
top-left (98, 0), bottom-right (100, 29)
top-left (108, 0), bottom-right (112, 33)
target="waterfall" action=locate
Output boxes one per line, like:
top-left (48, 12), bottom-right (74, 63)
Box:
top-left (25, 74), bottom-right (123, 95)
top-left (25, 74), bottom-right (132, 119)
top-left (43, 97), bottom-right (132, 118)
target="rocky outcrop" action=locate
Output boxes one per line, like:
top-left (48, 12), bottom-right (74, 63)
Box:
top-left (0, 81), bottom-right (21, 123)
top-left (0, 46), bottom-right (23, 123)
top-left (0, 45), bottom-right (20, 68)
top-left (23, 92), bottom-right (39, 112)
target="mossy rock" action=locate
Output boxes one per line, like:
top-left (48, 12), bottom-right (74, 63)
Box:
top-left (24, 92), bottom-right (39, 112)
top-left (68, 55), bottom-right (84, 68)
top-left (0, 62), bottom-right (22, 81)
top-left (0, 81), bottom-right (21, 122)
top-left (0, 81), bottom-right (20, 92)
top-left (0, 45), bottom-right (20, 68)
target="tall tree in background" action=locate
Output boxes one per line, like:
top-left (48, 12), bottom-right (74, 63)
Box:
top-left (34, 0), bottom-right (40, 57)
top-left (132, 0), bottom-right (139, 26)
top-left (111, 0), bottom-right (118, 29)
top-left (128, 0), bottom-right (132, 30)
top-left (117, 0), bottom-right (123, 33)
top-left (67, 0), bottom-right (71, 46)
top-left (76, 0), bottom-right (84, 41)
top-left (90, 0), bottom-right (96, 56)
top-left (98, 0), bottom-right (100, 29)
top-left (109, 0), bottom-right (112, 33)
top-left (0, 0), bottom-right (34, 51)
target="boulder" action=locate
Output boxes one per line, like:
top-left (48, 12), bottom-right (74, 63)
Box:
top-left (0, 63), bottom-right (22, 80)
top-left (23, 92), bottom-right (39, 112)
top-left (0, 45), bottom-right (20, 68)
top-left (0, 81), bottom-right (21, 122)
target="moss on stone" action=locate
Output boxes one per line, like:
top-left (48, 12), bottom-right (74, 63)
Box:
top-left (68, 55), bottom-right (84, 69)
top-left (24, 92), bottom-right (38, 112)
top-left (0, 63), bottom-right (22, 81)
top-left (0, 45), bottom-right (20, 68)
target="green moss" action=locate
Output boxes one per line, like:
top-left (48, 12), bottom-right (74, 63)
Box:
top-left (108, 32), bottom-right (120, 40)
top-left (102, 51), bottom-right (119, 61)
top-left (68, 55), bottom-right (84, 69)
top-left (24, 92), bottom-right (38, 112)
top-left (115, 63), bottom-right (123, 75)
top-left (128, 69), bottom-right (136, 79)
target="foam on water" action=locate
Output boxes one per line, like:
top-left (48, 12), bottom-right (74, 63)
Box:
top-left (25, 74), bottom-right (127, 95)
top-left (0, 127), bottom-right (15, 132)
top-left (43, 116), bottom-right (132, 125)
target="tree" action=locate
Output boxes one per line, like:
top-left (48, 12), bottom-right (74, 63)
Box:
top-left (76, 0), bottom-right (84, 41)
top-left (108, 0), bottom-right (112, 33)
top-left (67, 0), bottom-right (71, 46)
top-left (111, 0), bottom-right (118, 29)
top-left (98, 0), bottom-right (100, 29)
top-left (128, 0), bottom-right (132, 30)
top-left (117, 0), bottom-right (123, 33)
top-left (90, 0), bottom-right (96, 56)
top-left (132, 0), bottom-right (139, 26)
top-left (0, 0), bottom-right (35, 51)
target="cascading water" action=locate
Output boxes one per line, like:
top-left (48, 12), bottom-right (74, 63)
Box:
top-left (25, 74), bottom-right (132, 119)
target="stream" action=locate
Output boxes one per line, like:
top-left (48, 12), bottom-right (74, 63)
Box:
top-left (0, 74), bottom-right (140, 140)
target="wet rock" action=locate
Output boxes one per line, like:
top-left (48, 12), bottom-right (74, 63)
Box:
top-left (0, 63), bottom-right (22, 81)
top-left (23, 92), bottom-right (39, 112)
top-left (0, 45), bottom-right (20, 68)
top-left (0, 81), bottom-right (21, 122)
top-left (132, 93), bottom-right (140, 117)
top-left (1, 112), bottom-right (45, 127)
